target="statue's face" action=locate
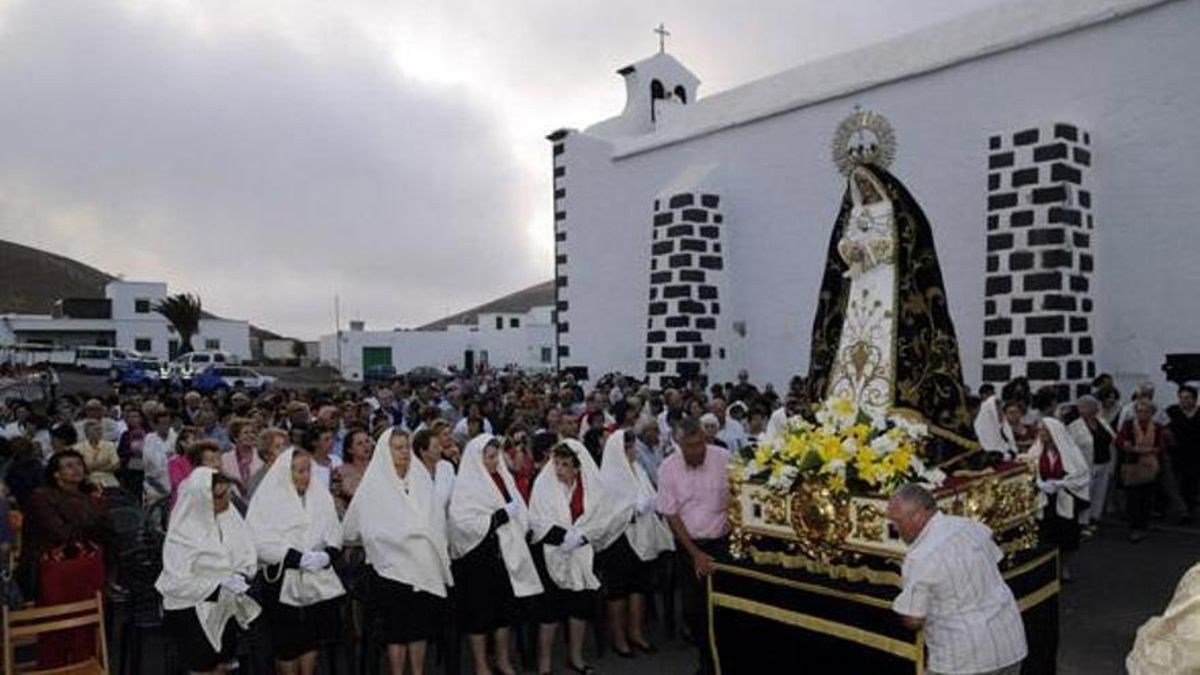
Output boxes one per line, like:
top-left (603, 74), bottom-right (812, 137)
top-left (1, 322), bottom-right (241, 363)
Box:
top-left (846, 172), bottom-right (894, 245)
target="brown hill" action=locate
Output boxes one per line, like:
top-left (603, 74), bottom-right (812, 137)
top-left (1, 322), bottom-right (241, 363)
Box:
top-left (0, 239), bottom-right (283, 340)
top-left (0, 239), bottom-right (113, 314)
top-left (418, 280), bottom-right (555, 331)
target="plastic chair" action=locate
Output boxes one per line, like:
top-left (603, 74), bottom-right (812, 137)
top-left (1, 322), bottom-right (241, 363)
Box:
top-left (2, 591), bottom-right (108, 674)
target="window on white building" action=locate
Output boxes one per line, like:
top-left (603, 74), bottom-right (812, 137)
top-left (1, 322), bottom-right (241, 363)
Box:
top-left (541, 347), bottom-right (553, 363)
top-left (205, 338), bottom-right (221, 350)
top-left (480, 350), bottom-right (489, 364)
top-left (510, 318), bottom-right (520, 328)
top-left (134, 298), bottom-right (151, 314)
top-left (134, 337), bottom-right (152, 353)
top-left (495, 317), bottom-right (503, 330)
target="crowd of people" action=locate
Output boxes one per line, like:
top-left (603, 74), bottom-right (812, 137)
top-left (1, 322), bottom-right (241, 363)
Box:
top-left (973, 375), bottom-right (1200, 583)
top-left (0, 364), bottom-right (1196, 674)
top-left (0, 368), bottom-right (761, 675)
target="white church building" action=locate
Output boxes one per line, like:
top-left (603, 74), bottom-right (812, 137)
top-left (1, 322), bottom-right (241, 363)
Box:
top-left (549, 0), bottom-right (1200, 397)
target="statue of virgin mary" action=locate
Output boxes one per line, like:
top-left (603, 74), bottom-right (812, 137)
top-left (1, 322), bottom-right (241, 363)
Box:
top-left (806, 159), bottom-right (977, 466)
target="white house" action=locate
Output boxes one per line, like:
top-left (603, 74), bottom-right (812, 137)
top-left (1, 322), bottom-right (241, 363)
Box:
top-left (0, 280), bottom-right (251, 361)
top-left (549, 0), bottom-right (1200, 397)
top-left (320, 284), bottom-right (556, 381)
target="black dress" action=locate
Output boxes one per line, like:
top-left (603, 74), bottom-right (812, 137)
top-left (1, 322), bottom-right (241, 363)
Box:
top-left (261, 548), bottom-right (343, 661)
top-left (596, 533), bottom-right (654, 599)
top-left (164, 605), bottom-right (238, 672)
top-left (367, 567), bottom-right (446, 644)
top-left (530, 530), bottom-right (596, 624)
top-left (452, 509), bottom-right (521, 634)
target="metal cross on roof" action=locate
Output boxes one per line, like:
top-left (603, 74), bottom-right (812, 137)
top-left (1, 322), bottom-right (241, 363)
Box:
top-left (655, 23), bottom-right (670, 53)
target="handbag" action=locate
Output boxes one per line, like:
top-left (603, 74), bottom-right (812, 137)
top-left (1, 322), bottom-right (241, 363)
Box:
top-left (1120, 454), bottom-right (1160, 486)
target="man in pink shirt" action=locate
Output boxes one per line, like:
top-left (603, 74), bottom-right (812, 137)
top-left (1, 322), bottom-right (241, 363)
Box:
top-left (656, 416), bottom-right (730, 675)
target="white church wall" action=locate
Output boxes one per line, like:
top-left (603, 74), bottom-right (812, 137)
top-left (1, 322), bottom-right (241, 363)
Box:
top-left (558, 0), bottom-right (1200, 396)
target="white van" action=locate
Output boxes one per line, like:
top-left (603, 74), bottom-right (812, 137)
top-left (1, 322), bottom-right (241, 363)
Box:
top-left (171, 350), bottom-right (234, 377)
top-left (75, 347), bottom-right (139, 373)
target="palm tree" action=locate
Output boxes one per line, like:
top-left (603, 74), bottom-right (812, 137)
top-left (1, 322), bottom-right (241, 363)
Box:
top-left (154, 293), bottom-right (203, 355)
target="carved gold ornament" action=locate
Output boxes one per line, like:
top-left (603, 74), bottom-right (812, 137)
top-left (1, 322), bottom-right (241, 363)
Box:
top-left (788, 478), bottom-right (854, 563)
top-left (832, 107), bottom-right (897, 176)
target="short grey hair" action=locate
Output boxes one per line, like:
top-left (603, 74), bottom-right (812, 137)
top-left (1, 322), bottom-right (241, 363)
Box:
top-left (890, 483), bottom-right (937, 512)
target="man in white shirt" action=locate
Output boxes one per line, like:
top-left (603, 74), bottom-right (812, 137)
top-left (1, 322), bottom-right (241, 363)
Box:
top-left (888, 484), bottom-right (1027, 675)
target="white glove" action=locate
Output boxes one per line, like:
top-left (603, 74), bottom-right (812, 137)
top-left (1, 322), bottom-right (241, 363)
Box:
top-left (637, 496), bottom-right (656, 515)
top-left (561, 528), bottom-right (585, 553)
top-left (300, 550), bottom-right (331, 571)
top-left (504, 500), bottom-right (521, 519)
top-left (1037, 479), bottom-right (1061, 494)
top-left (220, 575), bottom-right (250, 595)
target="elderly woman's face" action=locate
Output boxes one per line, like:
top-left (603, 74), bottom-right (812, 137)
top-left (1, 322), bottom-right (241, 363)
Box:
top-left (390, 434), bottom-right (411, 478)
top-left (1135, 404), bottom-right (1154, 423)
top-left (84, 422), bottom-right (102, 444)
top-left (291, 453), bottom-right (312, 495)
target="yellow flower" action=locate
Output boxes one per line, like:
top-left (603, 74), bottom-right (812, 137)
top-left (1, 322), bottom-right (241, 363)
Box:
top-left (851, 424), bottom-right (871, 444)
top-left (828, 474), bottom-right (847, 493)
top-left (754, 445), bottom-right (774, 467)
top-left (782, 435), bottom-right (808, 462)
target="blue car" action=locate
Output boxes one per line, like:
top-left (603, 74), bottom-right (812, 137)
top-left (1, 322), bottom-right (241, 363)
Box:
top-left (110, 359), bottom-right (164, 388)
top-left (191, 367), bottom-right (227, 393)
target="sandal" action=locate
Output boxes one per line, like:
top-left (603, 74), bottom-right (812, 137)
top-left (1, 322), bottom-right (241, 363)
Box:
top-left (567, 662), bottom-right (597, 675)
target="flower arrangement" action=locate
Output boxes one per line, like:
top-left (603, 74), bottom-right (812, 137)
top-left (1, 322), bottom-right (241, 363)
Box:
top-left (737, 396), bottom-right (945, 495)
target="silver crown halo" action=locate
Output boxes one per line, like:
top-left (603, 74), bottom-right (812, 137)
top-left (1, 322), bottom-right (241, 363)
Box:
top-left (831, 107), bottom-right (897, 176)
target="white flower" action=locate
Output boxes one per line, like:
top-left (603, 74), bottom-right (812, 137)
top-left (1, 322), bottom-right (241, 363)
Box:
top-left (869, 414), bottom-right (888, 432)
top-left (766, 465), bottom-right (800, 492)
top-left (821, 458), bottom-right (847, 477)
top-left (870, 434), bottom-right (899, 455)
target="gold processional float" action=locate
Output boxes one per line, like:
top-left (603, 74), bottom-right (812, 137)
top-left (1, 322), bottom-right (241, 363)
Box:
top-left (726, 108), bottom-right (1040, 574)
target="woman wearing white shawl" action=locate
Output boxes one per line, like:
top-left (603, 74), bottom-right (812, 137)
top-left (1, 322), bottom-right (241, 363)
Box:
top-left (1068, 394), bottom-right (1117, 532)
top-left (596, 429), bottom-right (674, 656)
top-left (527, 439), bottom-right (625, 675)
top-left (974, 394), bottom-right (1018, 460)
top-left (245, 448), bottom-right (345, 675)
top-left (343, 428), bottom-right (451, 675)
top-left (1025, 417), bottom-right (1090, 579)
top-left (448, 434), bottom-right (542, 675)
top-left (157, 468), bottom-right (260, 674)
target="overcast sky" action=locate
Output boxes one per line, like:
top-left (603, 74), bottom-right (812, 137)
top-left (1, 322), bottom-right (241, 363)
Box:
top-left (0, 0), bottom-right (1008, 339)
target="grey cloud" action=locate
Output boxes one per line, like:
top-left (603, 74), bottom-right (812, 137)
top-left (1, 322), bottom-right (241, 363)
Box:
top-left (0, 0), bottom-right (1010, 338)
top-left (0, 0), bottom-right (543, 337)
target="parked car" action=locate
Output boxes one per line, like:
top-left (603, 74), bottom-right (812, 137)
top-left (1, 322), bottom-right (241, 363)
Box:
top-left (75, 346), bottom-right (140, 373)
top-left (405, 366), bottom-right (450, 384)
top-left (169, 350), bottom-right (235, 379)
top-left (110, 358), bottom-right (164, 388)
top-left (193, 365), bottom-right (276, 393)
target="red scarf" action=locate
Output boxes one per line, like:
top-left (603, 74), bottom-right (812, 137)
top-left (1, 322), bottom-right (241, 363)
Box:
top-left (569, 480), bottom-right (584, 523)
top-left (1039, 445), bottom-right (1064, 480)
top-left (490, 471), bottom-right (511, 503)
